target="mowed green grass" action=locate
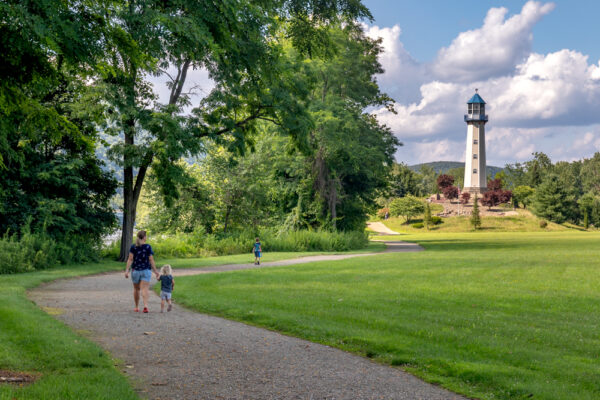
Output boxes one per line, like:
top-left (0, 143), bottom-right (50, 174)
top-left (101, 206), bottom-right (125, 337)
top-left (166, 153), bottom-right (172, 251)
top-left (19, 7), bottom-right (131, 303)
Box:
top-left (0, 246), bottom-right (383, 399)
top-left (381, 209), bottom-right (575, 233)
top-left (173, 232), bottom-right (600, 400)
top-left (0, 261), bottom-right (138, 400)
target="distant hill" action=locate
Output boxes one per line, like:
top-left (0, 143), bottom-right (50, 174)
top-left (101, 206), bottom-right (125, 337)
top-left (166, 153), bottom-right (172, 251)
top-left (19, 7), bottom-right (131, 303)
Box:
top-left (407, 161), bottom-right (503, 178)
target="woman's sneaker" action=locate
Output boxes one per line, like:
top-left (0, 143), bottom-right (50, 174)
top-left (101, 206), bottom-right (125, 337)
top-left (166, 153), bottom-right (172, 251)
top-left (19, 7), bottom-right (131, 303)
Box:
top-left (143, 307), bottom-right (149, 313)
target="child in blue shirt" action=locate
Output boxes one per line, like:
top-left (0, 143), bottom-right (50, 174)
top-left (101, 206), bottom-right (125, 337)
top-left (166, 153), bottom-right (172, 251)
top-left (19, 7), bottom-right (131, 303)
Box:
top-left (158, 264), bottom-right (175, 312)
top-left (252, 237), bottom-right (262, 265)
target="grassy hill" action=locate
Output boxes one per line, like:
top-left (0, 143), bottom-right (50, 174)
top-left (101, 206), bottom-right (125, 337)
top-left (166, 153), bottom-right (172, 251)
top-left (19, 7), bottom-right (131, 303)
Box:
top-left (408, 161), bottom-right (503, 178)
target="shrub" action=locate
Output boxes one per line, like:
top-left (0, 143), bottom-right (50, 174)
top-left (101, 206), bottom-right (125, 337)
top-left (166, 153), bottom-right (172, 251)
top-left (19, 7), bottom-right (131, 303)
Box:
top-left (442, 186), bottom-right (459, 200)
top-left (430, 216), bottom-right (443, 225)
top-left (539, 220), bottom-right (548, 228)
top-left (104, 228), bottom-right (370, 259)
top-left (389, 196), bottom-right (425, 224)
top-left (377, 208), bottom-right (390, 219)
top-left (460, 192), bottom-right (471, 205)
top-left (0, 232), bottom-right (58, 274)
top-left (411, 222), bottom-right (424, 229)
top-left (437, 174), bottom-right (454, 191)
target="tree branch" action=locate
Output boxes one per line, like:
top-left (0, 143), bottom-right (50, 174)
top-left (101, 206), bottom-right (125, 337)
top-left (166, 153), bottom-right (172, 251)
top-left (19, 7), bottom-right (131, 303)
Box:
top-left (169, 59), bottom-right (191, 105)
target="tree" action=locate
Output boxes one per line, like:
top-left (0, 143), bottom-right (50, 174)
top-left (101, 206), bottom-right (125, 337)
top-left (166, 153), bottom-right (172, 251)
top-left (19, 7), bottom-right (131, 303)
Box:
top-left (447, 167), bottom-right (465, 189)
top-left (531, 174), bottom-right (573, 224)
top-left (0, 0), bottom-right (117, 248)
top-left (525, 152), bottom-right (553, 187)
top-left (424, 202), bottom-right (432, 230)
top-left (98, 1), bottom-right (374, 260)
top-left (487, 178), bottom-right (503, 191)
top-left (392, 163), bottom-right (418, 197)
top-left (580, 153), bottom-right (600, 193)
top-left (578, 192), bottom-right (597, 229)
top-left (442, 186), bottom-right (459, 201)
top-left (460, 192), bottom-right (471, 205)
top-left (481, 191), bottom-right (500, 210)
top-left (415, 165), bottom-right (437, 196)
top-left (512, 186), bottom-right (535, 208)
top-left (471, 194), bottom-right (481, 229)
top-left (437, 174), bottom-right (455, 191)
top-left (281, 24), bottom-right (399, 231)
top-left (389, 196), bottom-right (425, 224)
top-left (502, 162), bottom-right (527, 190)
top-left (499, 190), bottom-right (513, 204)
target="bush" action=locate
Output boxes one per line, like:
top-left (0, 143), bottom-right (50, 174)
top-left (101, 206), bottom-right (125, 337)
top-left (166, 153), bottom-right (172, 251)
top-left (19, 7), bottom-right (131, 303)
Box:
top-left (430, 216), bottom-right (443, 225)
top-left (104, 228), bottom-right (370, 259)
top-left (0, 232), bottom-right (58, 274)
top-left (411, 222), bottom-right (424, 229)
top-left (539, 220), bottom-right (548, 228)
top-left (377, 208), bottom-right (390, 219)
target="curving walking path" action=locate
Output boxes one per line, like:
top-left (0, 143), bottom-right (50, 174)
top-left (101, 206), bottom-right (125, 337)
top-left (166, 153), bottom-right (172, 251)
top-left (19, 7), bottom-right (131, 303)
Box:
top-left (30, 238), bottom-right (467, 400)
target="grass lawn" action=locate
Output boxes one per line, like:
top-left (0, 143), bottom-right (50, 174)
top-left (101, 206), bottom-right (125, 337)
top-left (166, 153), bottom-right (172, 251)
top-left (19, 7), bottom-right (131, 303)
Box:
top-left (0, 261), bottom-right (138, 400)
top-left (381, 209), bottom-right (576, 233)
top-left (173, 232), bottom-right (600, 400)
top-left (0, 244), bottom-right (383, 399)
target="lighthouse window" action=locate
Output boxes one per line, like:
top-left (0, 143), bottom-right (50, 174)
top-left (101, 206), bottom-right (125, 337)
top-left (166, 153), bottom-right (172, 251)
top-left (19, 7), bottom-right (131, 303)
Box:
top-left (473, 154), bottom-right (478, 159)
top-left (472, 104), bottom-right (480, 113)
top-left (480, 105), bottom-right (485, 114)
top-left (473, 169), bottom-right (478, 174)
top-left (473, 139), bottom-right (478, 144)
top-left (468, 104), bottom-right (473, 113)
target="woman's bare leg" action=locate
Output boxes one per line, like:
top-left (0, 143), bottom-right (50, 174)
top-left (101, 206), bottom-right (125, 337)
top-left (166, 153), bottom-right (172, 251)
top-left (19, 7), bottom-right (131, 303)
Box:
top-left (140, 281), bottom-right (150, 308)
top-left (133, 282), bottom-right (141, 308)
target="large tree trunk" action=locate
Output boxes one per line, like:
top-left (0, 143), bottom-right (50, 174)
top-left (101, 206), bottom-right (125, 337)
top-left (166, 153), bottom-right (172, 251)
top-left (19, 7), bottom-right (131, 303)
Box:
top-left (117, 60), bottom-right (191, 261)
top-left (118, 118), bottom-right (151, 261)
top-left (223, 205), bottom-right (231, 233)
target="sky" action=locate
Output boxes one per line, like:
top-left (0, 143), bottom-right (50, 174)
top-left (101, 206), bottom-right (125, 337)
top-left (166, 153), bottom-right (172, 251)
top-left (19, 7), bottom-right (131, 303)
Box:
top-left (151, 1), bottom-right (600, 167)
top-left (361, 0), bottom-right (600, 166)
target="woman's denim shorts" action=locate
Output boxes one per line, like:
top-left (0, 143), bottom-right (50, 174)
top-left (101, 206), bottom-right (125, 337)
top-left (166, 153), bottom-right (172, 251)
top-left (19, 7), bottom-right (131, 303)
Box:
top-left (131, 269), bottom-right (152, 284)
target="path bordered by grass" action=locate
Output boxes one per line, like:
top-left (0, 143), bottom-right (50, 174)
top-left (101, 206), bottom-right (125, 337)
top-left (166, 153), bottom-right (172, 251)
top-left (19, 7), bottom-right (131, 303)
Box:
top-left (173, 232), bottom-right (600, 400)
top-left (0, 248), bottom-right (383, 399)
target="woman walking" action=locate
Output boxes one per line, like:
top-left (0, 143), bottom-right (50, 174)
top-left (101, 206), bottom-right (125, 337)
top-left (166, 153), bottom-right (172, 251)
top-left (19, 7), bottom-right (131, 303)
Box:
top-left (124, 230), bottom-right (160, 313)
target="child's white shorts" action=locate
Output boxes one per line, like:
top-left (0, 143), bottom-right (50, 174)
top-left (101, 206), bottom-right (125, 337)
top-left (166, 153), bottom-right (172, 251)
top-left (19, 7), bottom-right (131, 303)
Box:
top-left (160, 291), bottom-right (172, 300)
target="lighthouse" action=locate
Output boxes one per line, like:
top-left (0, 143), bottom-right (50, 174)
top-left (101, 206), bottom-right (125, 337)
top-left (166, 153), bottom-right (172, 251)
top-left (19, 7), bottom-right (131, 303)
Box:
top-left (463, 90), bottom-right (488, 194)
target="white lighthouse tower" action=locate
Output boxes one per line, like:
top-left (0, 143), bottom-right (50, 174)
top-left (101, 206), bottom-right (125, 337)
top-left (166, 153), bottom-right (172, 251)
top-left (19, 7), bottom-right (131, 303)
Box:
top-left (463, 90), bottom-right (488, 194)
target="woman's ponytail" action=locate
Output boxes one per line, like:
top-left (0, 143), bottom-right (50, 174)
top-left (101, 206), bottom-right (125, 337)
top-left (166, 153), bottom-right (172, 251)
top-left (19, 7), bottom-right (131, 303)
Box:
top-left (135, 230), bottom-right (146, 247)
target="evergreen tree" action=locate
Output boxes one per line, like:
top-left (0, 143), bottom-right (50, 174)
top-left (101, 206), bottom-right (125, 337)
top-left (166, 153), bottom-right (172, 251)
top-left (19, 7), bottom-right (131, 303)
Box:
top-left (532, 174), bottom-right (573, 224)
top-left (471, 194), bottom-right (481, 230)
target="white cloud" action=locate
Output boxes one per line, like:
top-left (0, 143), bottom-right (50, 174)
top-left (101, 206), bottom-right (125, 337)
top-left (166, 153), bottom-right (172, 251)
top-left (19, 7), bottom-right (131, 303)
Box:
top-left (364, 24), bottom-right (427, 103)
top-left (399, 139), bottom-right (464, 164)
top-left (433, 1), bottom-right (555, 82)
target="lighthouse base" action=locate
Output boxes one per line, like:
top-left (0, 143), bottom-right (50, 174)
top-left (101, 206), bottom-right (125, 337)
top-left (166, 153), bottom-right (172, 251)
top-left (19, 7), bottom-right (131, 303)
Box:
top-left (463, 187), bottom-right (487, 195)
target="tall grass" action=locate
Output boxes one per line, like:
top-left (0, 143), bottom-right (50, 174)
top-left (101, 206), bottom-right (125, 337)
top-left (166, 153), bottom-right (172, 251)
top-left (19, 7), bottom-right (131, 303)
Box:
top-left (0, 231), bottom-right (103, 274)
top-left (103, 229), bottom-right (369, 259)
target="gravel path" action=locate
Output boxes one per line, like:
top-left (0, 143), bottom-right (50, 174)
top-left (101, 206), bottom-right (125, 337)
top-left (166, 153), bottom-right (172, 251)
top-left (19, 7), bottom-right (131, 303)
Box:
top-left (30, 241), bottom-right (468, 400)
top-left (367, 222), bottom-right (399, 235)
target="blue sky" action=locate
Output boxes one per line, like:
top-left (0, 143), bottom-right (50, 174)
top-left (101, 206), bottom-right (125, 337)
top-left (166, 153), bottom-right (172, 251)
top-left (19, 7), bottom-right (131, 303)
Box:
top-left (364, 0), bottom-right (600, 62)
top-left (360, 1), bottom-right (600, 166)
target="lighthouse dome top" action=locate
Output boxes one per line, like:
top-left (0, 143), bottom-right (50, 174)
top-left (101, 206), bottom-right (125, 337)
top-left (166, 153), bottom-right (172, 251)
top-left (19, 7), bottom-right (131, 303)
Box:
top-left (467, 92), bottom-right (486, 104)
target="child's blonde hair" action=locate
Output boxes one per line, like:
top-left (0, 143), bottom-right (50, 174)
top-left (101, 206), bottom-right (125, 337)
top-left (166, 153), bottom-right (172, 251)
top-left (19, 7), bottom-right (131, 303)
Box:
top-left (160, 264), bottom-right (172, 276)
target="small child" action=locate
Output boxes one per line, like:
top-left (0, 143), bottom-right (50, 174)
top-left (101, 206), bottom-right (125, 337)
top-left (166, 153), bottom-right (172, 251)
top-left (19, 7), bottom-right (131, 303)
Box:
top-left (252, 237), bottom-right (262, 265)
top-left (158, 265), bottom-right (175, 312)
